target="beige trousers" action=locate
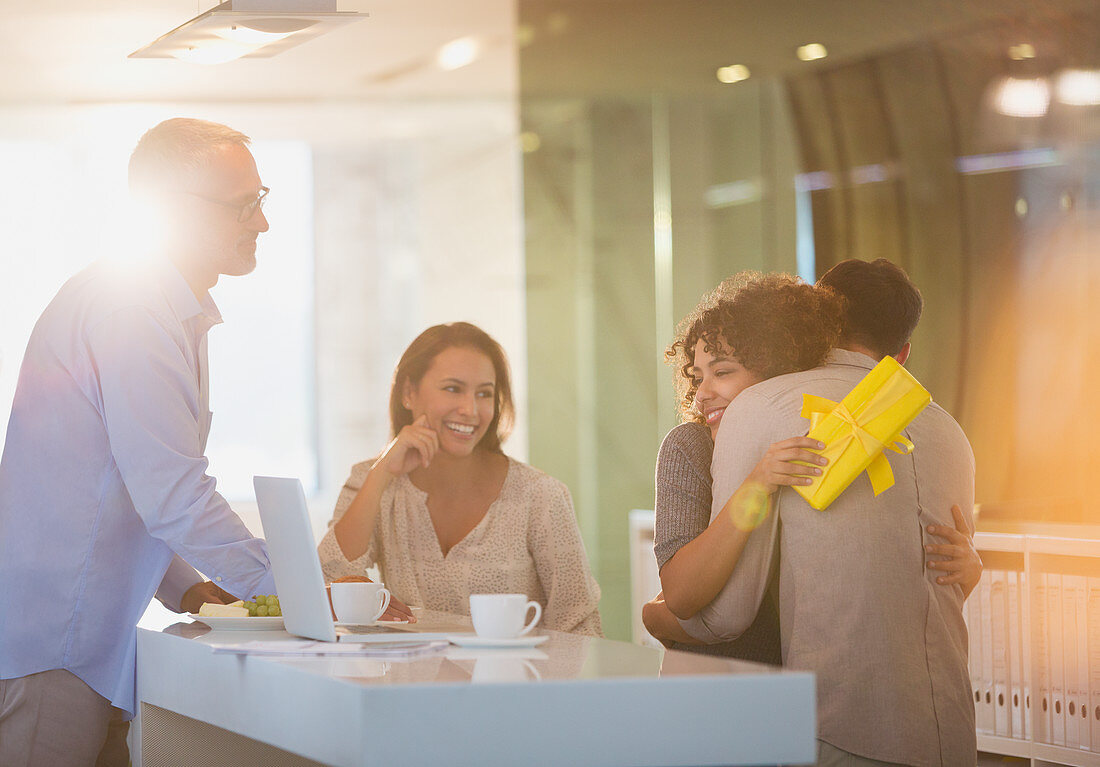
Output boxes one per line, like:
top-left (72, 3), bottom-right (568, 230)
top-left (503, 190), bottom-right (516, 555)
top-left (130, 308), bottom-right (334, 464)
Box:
top-left (0, 669), bottom-right (129, 767)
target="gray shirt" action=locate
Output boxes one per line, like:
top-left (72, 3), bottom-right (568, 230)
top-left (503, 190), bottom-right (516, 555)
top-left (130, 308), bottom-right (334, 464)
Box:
top-left (654, 422), bottom-right (781, 663)
top-left (681, 349), bottom-right (975, 766)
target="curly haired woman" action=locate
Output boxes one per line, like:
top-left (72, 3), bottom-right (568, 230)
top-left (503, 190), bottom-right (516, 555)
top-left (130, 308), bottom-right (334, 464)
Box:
top-left (642, 272), bottom-right (979, 659)
top-left (642, 272), bottom-right (838, 659)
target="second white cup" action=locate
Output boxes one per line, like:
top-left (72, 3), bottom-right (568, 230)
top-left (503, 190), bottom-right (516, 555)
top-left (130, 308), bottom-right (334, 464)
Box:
top-left (330, 581), bottom-right (391, 624)
top-left (469, 593), bottom-right (542, 639)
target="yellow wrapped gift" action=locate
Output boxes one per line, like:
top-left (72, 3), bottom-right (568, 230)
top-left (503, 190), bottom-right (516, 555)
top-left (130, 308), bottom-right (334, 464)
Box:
top-left (794, 356), bottom-right (931, 510)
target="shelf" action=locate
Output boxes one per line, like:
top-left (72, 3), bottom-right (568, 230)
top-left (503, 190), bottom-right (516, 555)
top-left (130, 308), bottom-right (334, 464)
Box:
top-left (1030, 741), bottom-right (1100, 767)
top-left (978, 733), bottom-right (1032, 759)
top-left (971, 533), bottom-right (1100, 767)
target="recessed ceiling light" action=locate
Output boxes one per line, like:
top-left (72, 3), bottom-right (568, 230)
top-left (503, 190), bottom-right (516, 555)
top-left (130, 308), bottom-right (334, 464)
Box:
top-left (1008, 43), bottom-right (1036, 61)
top-left (796, 43), bottom-right (828, 62)
top-left (1056, 68), bottom-right (1100, 106)
top-left (991, 77), bottom-right (1051, 118)
top-left (516, 24), bottom-right (536, 48)
top-left (716, 65), bottom-right (750, 84)
top-left (520, 132), bottom-right (541, 153)
top-left (437, 37), bottom-right (480, 71)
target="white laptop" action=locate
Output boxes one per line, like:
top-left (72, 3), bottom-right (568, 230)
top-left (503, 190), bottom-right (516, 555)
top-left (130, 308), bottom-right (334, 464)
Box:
top-left (253, 475), bottom-right (471, 643)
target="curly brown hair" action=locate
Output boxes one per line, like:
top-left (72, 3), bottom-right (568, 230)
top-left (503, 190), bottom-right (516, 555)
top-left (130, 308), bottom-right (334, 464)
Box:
top-left (667, 272), bottom-right (845, 423)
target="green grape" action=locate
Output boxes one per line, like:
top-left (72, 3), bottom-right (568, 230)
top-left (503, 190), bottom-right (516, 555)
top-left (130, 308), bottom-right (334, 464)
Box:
top-left (268, 605), bottom-right (281, 617)
top-left (268, 595), bottom-right (279, 605)
top-left (255, 595), bottom-right (267, 606)
top-left (243, 601), bottom-right (256, 611)
top-left (256, 605), bottom-right (269, 616)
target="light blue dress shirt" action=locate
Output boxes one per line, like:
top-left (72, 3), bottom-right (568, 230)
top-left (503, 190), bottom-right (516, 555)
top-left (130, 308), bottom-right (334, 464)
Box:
top-left (0, 258), bottom-right (276, 717)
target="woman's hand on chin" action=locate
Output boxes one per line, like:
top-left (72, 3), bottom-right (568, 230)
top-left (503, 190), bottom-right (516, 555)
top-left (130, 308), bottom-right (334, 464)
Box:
top-left (377, 415), bottom-right (440, 476)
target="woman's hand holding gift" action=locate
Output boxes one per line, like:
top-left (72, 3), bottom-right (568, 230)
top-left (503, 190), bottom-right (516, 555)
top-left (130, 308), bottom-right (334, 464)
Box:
top-left (745, 436), bottom-right (828, 495)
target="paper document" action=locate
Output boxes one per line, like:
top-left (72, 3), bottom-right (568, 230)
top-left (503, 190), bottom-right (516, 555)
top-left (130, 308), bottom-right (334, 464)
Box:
top-left (210, 640), bottom-right (449, 657)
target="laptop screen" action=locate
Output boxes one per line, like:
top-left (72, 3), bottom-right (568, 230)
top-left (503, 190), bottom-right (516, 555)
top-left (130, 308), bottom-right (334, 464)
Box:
top-left (253, 476), bottom-right (338, 642)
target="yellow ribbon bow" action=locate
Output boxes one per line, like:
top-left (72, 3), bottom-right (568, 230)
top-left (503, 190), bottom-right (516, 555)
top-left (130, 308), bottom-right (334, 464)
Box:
top-left (801, 394), bottom-right (915, 496)
top-left (795, 357), bottom-right (930, 509)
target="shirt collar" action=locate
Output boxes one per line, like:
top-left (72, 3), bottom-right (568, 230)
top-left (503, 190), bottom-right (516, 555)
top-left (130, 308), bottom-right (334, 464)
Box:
top-left (826, 347), bottom-right (880, 370)
top-left (157, 259), bottom-right (223, 334)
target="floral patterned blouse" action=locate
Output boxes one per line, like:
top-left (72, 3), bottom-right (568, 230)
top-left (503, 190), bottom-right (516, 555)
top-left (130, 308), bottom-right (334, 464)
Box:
top-left (317, 457), bottom-right (603, 636)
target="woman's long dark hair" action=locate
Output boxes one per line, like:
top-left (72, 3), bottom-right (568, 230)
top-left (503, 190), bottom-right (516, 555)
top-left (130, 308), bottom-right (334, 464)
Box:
top-left (388, 322), bottom-right (515, 453)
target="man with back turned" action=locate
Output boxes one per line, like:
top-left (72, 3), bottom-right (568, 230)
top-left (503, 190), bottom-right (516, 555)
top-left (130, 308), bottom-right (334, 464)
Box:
top-left (681, 258), bottom-right (976, 766)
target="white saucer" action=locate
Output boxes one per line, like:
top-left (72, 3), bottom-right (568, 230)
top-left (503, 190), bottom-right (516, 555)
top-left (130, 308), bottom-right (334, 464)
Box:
top-left (188, 614), bottom-right (284, 631)
top-left (334, 619), bottom-right (410, 627)
top-left (446, 634), bottom-right (549, 648)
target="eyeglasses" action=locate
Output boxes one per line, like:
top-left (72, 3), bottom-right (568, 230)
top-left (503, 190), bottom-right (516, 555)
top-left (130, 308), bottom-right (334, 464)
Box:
top-left (184, 186), bottom-right (269, 222)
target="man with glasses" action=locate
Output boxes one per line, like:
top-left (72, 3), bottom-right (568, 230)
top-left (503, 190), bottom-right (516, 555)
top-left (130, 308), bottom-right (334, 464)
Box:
top-left (0, 118), bottom-right (277, 767)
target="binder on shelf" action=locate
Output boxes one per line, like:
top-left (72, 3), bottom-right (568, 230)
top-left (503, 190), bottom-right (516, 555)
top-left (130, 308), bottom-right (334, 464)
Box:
top-left (1018, 570), bottom-right (1031, 742)
top-left (978, 571), bottom-right (994, 734)
top-left (1088, 577), bottom-right (1100, 753)
top-left (1048, 573), bottom-right (1065, 746)
top-left (1074, 575), bottom-right (1090, 753)
top-left (991, 570), bottom-right (1010, 737)
top-left (1063, 575), bottom-right (1080, 749)
top-left (1007, 569), bottom-right (1025, 740)
top-left (966, 578), bottom-right (982, 731)
top-left (1034, 573), bottom-right (1051, 745)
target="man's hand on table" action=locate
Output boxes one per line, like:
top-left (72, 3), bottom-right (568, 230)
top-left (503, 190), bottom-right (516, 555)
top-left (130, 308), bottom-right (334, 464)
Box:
top-left (180, 581), bottom-right (237, 614)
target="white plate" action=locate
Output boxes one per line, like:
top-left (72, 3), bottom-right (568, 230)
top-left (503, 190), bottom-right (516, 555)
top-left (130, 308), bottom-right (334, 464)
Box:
top-left (334, 619), bottom-right (409, 627)
top-left (188, 614), bottom-right (285, 631)
top-left (446, 634), bottom-right (549, 648)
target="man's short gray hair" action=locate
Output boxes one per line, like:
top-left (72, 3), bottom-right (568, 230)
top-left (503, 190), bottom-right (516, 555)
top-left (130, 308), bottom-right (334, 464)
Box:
top-left (128, 117), bottom-right (251, 197)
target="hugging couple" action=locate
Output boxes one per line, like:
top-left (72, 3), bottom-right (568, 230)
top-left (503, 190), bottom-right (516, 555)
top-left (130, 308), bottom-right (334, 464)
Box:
top-left (644, 259), bottom-right (978, 767)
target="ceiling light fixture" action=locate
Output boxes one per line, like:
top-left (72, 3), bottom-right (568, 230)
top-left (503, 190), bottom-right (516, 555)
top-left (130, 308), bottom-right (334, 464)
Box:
top-left (130, 0), bottom-right (366, 64)
top-left (436, 36), bottom-right (480, 71)
top-left (796, 43), bottom-right (828, 62)
top-left (1008, 43), bottom-right (1037, 61)
top-left (716, 65), bottom-right (750, 84)
top-left (991, 77), bottom-right (1051, 118)
top-left (215, 22), bottom-right (309, 45)
top-left (1055, 68), bottom-right (1100, 106)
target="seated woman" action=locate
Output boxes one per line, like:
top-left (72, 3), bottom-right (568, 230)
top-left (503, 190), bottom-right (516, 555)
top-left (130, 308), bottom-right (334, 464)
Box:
top-left (318, 322), bottom-right (602, 636)
top-left (643, 273), bottom-right (981, 657)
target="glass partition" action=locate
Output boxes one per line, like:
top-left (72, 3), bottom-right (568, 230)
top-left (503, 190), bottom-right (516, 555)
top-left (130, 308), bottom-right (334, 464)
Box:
top-left (519, 1), bottom-right (1100, 638)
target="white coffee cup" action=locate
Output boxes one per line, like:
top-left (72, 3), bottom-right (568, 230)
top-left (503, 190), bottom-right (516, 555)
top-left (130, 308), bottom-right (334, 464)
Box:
top-left (330, 581), bottom-right (391, 624)
top-left (468, 593), bottom-right (542, 639)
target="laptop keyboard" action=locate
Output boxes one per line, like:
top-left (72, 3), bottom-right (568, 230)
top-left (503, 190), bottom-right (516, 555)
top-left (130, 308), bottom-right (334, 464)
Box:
top-left (342, 624), bottom-right (407, 635)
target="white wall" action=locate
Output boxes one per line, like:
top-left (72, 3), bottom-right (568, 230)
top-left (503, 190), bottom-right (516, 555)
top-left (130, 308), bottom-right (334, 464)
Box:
top-left (0, 99), bottom-right (526, 529)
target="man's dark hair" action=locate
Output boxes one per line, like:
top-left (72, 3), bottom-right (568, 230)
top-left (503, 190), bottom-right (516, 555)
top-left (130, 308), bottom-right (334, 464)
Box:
top-left (816, 258), bottom-right (922, 358)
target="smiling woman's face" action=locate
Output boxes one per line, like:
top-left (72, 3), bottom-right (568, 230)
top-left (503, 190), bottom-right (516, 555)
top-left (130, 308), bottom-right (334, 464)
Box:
top-left (405, 346), bottom-right (497, 456)
top-left (691, 339), bottom-right (764, 440)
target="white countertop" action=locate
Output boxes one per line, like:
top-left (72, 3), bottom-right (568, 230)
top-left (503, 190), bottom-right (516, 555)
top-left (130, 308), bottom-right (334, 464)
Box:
top-left (136, 611), bottom-right (815, 766)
